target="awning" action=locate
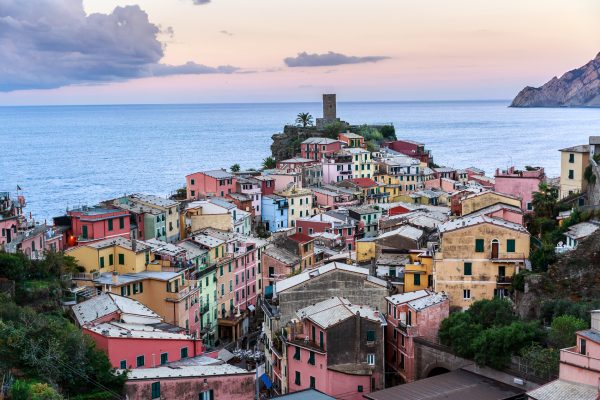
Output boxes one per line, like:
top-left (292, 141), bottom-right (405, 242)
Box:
top-left (260, 373), bottom-right (273, 389)
top-left (248, 304), bottom-right (256, 312)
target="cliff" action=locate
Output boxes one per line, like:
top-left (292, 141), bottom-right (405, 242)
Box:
top-left (511, 52), bottom-right (600, 107)
top-left (270, 125), bottom-right (326, 161)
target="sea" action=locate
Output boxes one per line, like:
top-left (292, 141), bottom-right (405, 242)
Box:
top-left (1, 100), bottom-right (599, 220)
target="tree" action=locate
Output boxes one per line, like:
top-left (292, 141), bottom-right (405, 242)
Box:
top-left (379, 125), bottom-right (396, 140)
top-left (531, 182), bottom-right (558, 220)
top-left (520, 343), bottom-right (559, 381)
top-left (548, 315), bottom-right (587, 349)
top-left (295, 112), bottom-right (313, 127)
top-left (262, 157), bottom-right (276, 169)
top-left (230, 163), bottom-right (240, 172)
top-left (323, 122), bottom-right (345, 139)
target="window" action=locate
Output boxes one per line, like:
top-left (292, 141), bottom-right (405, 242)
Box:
top-left (312, 325), bottom-right (316, 341)
top-left (107, 219), bottom-right (113, 231)
top-left (120, 286), bottom-right (126, 296)
top-left (199, 390), bottom-right (214, 400)
top-left (108, 254), bottom-right (114, 266)
top-left (100, 256), bottom-right (105, 268)
top-left (308, 351), bottom-right (315, 365)
top-left (507, 239), bottom-right (516, 253)
top-left (139, 282), bottom-right (143, 293)
top-left (568, 169), bottom-right (574, 179)
top-left (118, 253), bottom-right (125, 265)
top-left (413, 273), bottom-right (421, 285)
top-left (191, 179), bottom-right (195, 185)
top-left (181, 347), bottom-right (188, 359)
top-left (580, 338), bottom-right (587, 355)
top-left (294, 346), bottom-right (301, 360)
top-left (367, 354), bottom-right (375, 365)
top-left (295, 371), bottom-right (301, 385)
top-left (464, 262), bottom-right (472, 276)
top-left (569, 153), bottom-right (575, 163)
top-left (82, 225), bottom-right (88, 239)
top-left (407, 311), bottom-right (412, 326)
top-left (475, 239), bottom-right (484, 252)
top-left (119, 217), bottom-right (125, 229)
top-left (310, 376), bottom-right (316, 389)
top-left (319, 331), bottom-right (324, 349)
top-left (151, 382), bottom-right (160, 399)
top-left (160, 352), bottom-right (168, 365)
top-left (358, 385), bottom-right (363, 393)
top-left (463, 289), bottom-right (471, 299)
top-left (527, 202), bottom-right (533, 211)
top-left (119, 359), bottom-right (126, 369)
top-left (136, 355), bottom-right (145, 367)
top-left (366, 330), bottom-right (375, 342)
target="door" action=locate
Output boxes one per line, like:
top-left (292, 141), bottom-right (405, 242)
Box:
top-left (491, 239), bottom-right (499, 259)
top-left (82, 225), bottom-right (88, 239)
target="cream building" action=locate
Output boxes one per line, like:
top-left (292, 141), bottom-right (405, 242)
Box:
top-left (276, 186), bottom-right (314, 228)
top-left (558, 144), bottom-right (590, 199)
top-left (460, 190), bottom-right (521, 216)
top-left (433, 215), bottom-right (530, 309)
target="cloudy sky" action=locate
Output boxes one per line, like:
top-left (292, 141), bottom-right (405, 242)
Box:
top-left (0, 0), bottom-right (599, 104)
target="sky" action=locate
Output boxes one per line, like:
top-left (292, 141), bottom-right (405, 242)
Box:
top-left (0, 0), bottom-right (599, 105)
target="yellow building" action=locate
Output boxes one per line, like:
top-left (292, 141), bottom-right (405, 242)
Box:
top-left (356, 238), bottom-right (377, 264)
top-left (403, 250), bottom-right (434, 293)
top-left (558, 144), bottom-right (590, 199)
top-left (460, 191), bottom-right (521, 216)
top-left (433, 215), bottom-right (530, 309)
top-left (374, 173), bottom-right (403, 202)
top-left (276, 186), bottom-right (314, 228)
top-left (67, 237), bottom-right (200, 334)
top-left (182, 201), bottom-right (232, 238)
top-left (346, 148), bottom-right (374, 179)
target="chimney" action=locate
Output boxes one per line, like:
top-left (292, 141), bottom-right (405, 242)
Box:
top-left (355, 311), bottom-right (361, 362)
top-left (591, 310), bottom-right (600, 331)
top-left (131, 238), bottom-right (137, 252)
top-left (112, 271), bottom-right (118, 284)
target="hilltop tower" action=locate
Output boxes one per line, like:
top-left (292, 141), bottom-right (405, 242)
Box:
top-left (316, 93), bottom-right (342, 129)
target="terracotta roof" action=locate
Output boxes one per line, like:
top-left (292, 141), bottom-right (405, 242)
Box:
top-left (350, 178), bottom-right (378, 188)
top-left (288, 232), bottom-right (314, 243)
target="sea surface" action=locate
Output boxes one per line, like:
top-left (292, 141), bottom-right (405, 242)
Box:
top-left (1, 101), bottom-right (599, 220)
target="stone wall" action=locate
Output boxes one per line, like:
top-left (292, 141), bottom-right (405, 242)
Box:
top-left (587, 159), bottom-right (600, 205)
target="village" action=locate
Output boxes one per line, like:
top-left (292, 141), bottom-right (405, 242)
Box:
top-left (1, 96), bottom-right (600, 400)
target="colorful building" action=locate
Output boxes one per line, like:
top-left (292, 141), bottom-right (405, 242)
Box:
top-left (300, 138), bottom-right (344, 161)
top-left (284, 297), bottom-right (386, 399)
top-left (403, 250), bottom-right (434, 293)
top-left (494, 166), bottom-right (546, 211)
top-left (277, 186), bottom-right (314, 228)
top-left (66, 206), bottom-right (130, 245)
top-left (296, 213), bottom-right (358, 251)
top-left (382, 140), bottom-right (432, 165)
top-left (346, 148), bottom-right (374, 179)
top-left (338, 131), bottom-right (365, 148)
top-left (558, 144), bottom-right (590, 200)
top-left (385, 290), bottom-right (449, 385)
top-left (434, 215), bottom-right (530, 309)
top-left (459, 190), bottom-right (522, 216)
top-left (261, 195), bottom-right (289, 232)
top-left (348, 205), bottom-right (382, 238)
top-left (186, 169), bottom-right (237, 199)
top-left (115, 194), bottom-right (180, 243)
top-left (311, 186), bottom-right (359, 210)
top-left (322, 152), bottom-right (354, 185)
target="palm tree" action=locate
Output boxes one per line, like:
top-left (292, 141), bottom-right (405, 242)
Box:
top-left (295, 112), bottom-right (313, 128)
top-left (531, 182), bottom-right (558, 219)
top-left (262, 156), bottom-right (276, 169)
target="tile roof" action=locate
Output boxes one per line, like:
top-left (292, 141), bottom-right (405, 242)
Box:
top-left (407, 292), bottom-right (448, 311)
top-left (124, 364), bottom-right (252, 380)
top-left (279, 157), bottom-right (315, 163)
top-left (377, 225), bottom-right (424, 241)
top-left (301, 137), bottom-right (340, 145)
top-left (89, 321), bottom-right (191, 340)
top-left (461, 203), bottom-right (523, 218)
top-left (296, 296), bottom-right (383, 329)
top-left (192, 234), bottom-right (225, 248)
top-left (131, 193), bottom-right (178, 208)
top-left (527, 379), bottom-right (597, 400)
top-left (275, 262), bottom-right (387, 294)
top-left (558, 144), bottom-right (589, 153)
top-left (350, 178), bottom-right (378, 188)
top-left (264, 245), bottom-right (300, 266)
top-left (578, 328), bottom-right (600, 344)
top-left (386, 290), bottom-right (430, 305)
top-left (438, 215), bottom-right (529, 234)
top-left (195, 169), bottom-right (234, 179)
top-left (272, 389), bottom-right (336, 400)
top-left (288, 232), bottom-right (314, 243)
top-left (72, 293), bottom-right (161, 326)
top-left (364, 368), bottom-right (525, 400)
top-left (565, 221), bottom-right (600, 240)
top-left (85, 237), bottom-right (150, 253)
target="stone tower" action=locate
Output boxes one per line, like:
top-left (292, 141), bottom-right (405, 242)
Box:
top-left (323, 94), bottom-right (337, 121)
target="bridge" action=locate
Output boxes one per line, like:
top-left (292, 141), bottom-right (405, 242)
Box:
top-left (413, 337), bottom-right (544, 391)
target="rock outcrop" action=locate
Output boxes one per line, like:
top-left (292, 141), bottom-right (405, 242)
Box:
top-left (511, 52), bottom-right (600, 107)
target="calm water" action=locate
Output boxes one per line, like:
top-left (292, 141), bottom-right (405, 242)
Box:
top-left (1, 101), bottom-right (599, 220)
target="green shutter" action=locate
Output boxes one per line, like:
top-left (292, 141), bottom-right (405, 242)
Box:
top-left (120, 360), bottom-right (126, 369)
top-left (99, 256), bottom-right (105, 268)
top-left (507, 239), bottom-right (516, 253)
top-left (366, 330), bottom-right (375, 341)
top-left (136, 355), bottom-right (145, 367)
top-left (82, 225), bottom-right (88, 239)
top-left (118, 253), bottom-right (125, 265)
top-left (294, 346), bottom-right (301, 360)
top-left (464, 262), bottom-right (472, 276)
top-left (109, 254), bottom-right (114, 265)
top-left (414, 273), bottom-right (421, 285)
top-left (119, 217), bottom-right (125, 229)
top-left (120, 286), bottom-right (126, 296)
top-left (181, 347), bottom-right (188, 358)
top-left (107, 219), bottom-right (113, 231)
top-left (475, 239), bottom-right (484, 252)
top-left (160, 352), bottom-right (168, 365)
top-left (151, 382), bottom-right (160, 399)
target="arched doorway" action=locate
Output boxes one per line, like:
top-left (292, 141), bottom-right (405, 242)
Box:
top-left (427, 367), bottom-right (450, 377)
top-left (491, 239), bottom-right (499, 258)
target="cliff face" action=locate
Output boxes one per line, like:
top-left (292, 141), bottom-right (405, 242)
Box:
top-left (270, 125), bottom-right (325, 161)
top-left (511, 52), bottom-right (600, 107)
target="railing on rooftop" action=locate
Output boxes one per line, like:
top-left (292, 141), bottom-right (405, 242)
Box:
top-left (72, 272), bottom-right (100, 280)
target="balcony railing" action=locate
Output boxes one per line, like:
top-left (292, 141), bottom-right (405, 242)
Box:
top-left (72, 272), bottom-right (100, 280)
top-left (165, 280), bottom-right (200, 301)
top-left (200, 303), bottom-right (210, 314)
top-left (490, 252), bottom-right (525, 261)
top-left (496, 276), bottom-right (513, 284)
top-left (560, 347), bottom-right (600, 372)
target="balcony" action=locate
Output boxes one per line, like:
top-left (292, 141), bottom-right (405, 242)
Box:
top-left (496, 276), bottom-right (513, 285)
top-left (165, 280), bottom-right (200, 302)
top-left (200, 303), bottom-right (210, 314)
top-left (490, 252), bottom-right (525, 262)
top-left (560, 347), bottom-right (600, 373)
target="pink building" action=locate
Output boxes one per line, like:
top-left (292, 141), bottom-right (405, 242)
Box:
top-left (312, 186), bottom-right (359, 210)
top-left (301, 138), bottom-right (344, 161)
top-left (186, 170), bottom-right (237, 199)
top-left (67, 206), bottom-right (130, 246)
top-left (236, 176), bottom-right (262, 217)
top-left (72, 293), bottom-right (204, 370)
top-left (296, 212), bottom-right (358, 250)
top-left (527, 310), bottom-right (600, 400)
top-left (322, 153), bottom-right (353, 185)
top-left (424, 177), bottom-right (459, 192)
top-left (385, 290), bottom-right (449, 385)
top-left (285, 297), bottom-right (386, 399)
top-left (250, 175), bottom-right (276, 196)
top-left (265, 170), bottom-right (303, 191)
top-left (123, 364), bottom-right (255, 400)
top-left (494, 166), bottom-right (545, 212)
top-left (277, 157), bottom-right (319, 172)
top-left (383, 140), bottom-right (432, 165)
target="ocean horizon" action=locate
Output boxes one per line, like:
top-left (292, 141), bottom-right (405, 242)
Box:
top-left (2, 100), bottom-right (599, 220)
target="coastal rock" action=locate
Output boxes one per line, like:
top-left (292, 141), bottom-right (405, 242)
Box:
top-left (511, 52), bottom-right (600, 107)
